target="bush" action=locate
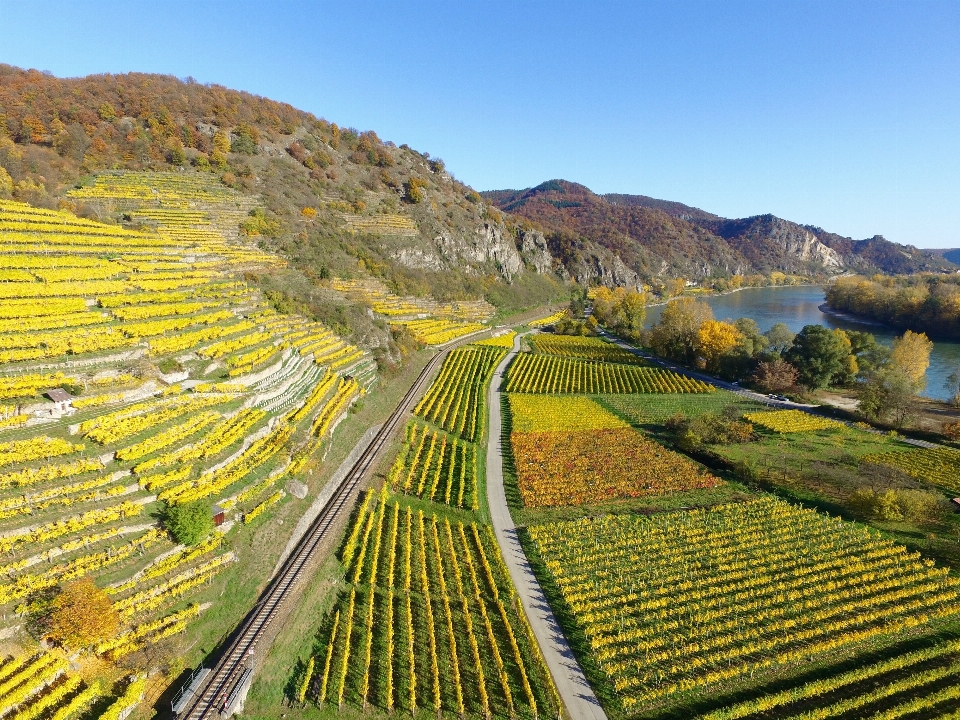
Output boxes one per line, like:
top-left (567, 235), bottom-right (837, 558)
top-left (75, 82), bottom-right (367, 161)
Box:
top-left (670, 411), bottom-right (754, 447)
top-left (943, 420), bottom-right (960, 441)
top-left (164, 500), bottom-right (214, 546)
top-left (849, 487), bottom-right (946, 523)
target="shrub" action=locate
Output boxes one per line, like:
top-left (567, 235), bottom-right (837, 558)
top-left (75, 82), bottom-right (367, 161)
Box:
top-left (943, 420), bottom-right (960, 441)
top-left (849, 487), bottom-right (946, 523)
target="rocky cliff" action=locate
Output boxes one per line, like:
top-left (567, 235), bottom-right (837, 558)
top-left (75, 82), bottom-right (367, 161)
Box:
top-left (484, 180), bottom-right (956, 283)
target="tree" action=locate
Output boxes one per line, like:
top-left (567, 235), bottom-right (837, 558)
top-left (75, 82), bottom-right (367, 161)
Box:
top-left (784, 325), bottom-right (850, 389)
top-left (847, 330), bottom-right (888, 376)
top-left (46, 576), bottom-right (119, 648)
top-left (764, 323), bottom-right (795, 354)
top-left (165, 500), bottom-right (213, 546)
top-left (212, 130), bottom-right (231, 155)
top-left (645, 298), bottom-right (713, 365)
top-left (733, 318), bottom-right (768, 357)
top-left (569, 285), bottom-right (588, 318)
top-left (696, 320), bottom-right (741, 372)
top-left (591, 287), bottom-right (646, 341)
top-left (857, 366), bottom-right (917, 427)
top-left (890, 329), bottom-right (933, 390)
top-left (752, 357), bottom-right (800, 393)
top-left (830, 330), bottom-right (858, 386)
top-left (946, 368), bottom-right (960, 407)
top-left (0, 166), bottom-right (11, 199)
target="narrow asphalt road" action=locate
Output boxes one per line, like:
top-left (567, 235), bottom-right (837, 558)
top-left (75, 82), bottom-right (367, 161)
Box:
top-left (485, 334), bottom-right (609, 720)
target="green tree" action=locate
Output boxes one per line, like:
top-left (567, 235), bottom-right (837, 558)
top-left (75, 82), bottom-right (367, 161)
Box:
top-left (165, 500), bottom-right (214, 546)
top-left (230, 123), bottom-right (258, 154)
top-left (764, 323), bottom-right (795, 354)
top-left (569, 285), bottom-right (588, 318)
top-left (784, 324), bottom-right (850, 389)
top-left (857, 366), bottom-right (917, 427)
top-left (847, 330), bottom-right (888, 376)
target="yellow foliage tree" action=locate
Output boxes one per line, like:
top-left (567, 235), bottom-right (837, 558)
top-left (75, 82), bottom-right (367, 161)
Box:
top-left (696, 320), bottom-right (742, 372)
top-left (890, 329), bottom-right (934, 389)
top-left (212, 130), bottom-right (231, 155)
top-left (0, 166), bottom-right (12, 199)
top-left (46, 576), bottom-right (120, 649)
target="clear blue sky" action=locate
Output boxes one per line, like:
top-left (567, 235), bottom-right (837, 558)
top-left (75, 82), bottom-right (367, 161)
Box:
top-left (1, 1), bottom-right (958, 247)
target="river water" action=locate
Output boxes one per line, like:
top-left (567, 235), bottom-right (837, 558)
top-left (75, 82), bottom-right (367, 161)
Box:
top-left (642, 285), bottom-right (960, 402)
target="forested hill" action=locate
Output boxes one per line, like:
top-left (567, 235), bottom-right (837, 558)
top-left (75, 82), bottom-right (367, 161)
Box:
top-left (0, 64), bottom-right (564, 317)
top-left (485, 180), bottom-right (957, 284)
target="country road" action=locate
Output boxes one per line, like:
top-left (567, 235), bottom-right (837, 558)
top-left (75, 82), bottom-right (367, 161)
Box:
top-left (485, 333), bottom-right (609, 720)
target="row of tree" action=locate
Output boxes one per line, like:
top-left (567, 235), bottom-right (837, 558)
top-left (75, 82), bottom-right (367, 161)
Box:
top-left (627, 296), bottom-right (935, 427)
top-left (825, 274), bottom-right (960, 339)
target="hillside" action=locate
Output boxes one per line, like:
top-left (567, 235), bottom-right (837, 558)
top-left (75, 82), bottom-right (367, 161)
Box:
top-left (0, 64), bottom-right (564, 333)
top-left (485, 180), bottom-right (957, 286)
top-left (2, 63), bottom-right (956, 319)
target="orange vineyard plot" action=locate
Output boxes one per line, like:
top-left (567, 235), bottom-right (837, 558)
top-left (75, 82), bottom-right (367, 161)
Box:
top-left (507, 395), bottom-right (720, 507)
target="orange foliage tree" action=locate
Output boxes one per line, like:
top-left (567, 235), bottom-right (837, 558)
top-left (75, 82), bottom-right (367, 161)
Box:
top-left (46, 576), bottom-right (120, 648)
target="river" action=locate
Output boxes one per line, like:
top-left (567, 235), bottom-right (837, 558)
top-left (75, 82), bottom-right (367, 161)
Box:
top-left (642, 285), bottom-right (960, 402)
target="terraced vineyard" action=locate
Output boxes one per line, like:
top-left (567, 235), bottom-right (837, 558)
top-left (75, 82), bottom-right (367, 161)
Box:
top-left (331, 276), bottom-right (494, 345)
top-left (0, 173), bottom-right (375, 705)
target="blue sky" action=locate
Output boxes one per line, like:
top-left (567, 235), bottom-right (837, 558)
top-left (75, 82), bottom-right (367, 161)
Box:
top-left (1, 1), bottom-right (958, 247)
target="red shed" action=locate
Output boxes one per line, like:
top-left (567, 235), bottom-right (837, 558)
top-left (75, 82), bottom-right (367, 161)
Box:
top-left (212, 504), bottom-right (226, 527)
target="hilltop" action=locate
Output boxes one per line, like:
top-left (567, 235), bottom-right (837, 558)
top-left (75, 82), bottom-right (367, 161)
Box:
top-left (484, 180), bottom-right (957, 287)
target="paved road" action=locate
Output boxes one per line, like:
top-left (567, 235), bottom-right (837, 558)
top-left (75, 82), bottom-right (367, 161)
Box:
top-left (485, 334), bottom-right (608, 720)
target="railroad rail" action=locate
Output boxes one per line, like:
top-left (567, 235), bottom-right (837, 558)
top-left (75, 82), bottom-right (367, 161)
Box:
top-left (175, 341), bottom-right (461, 719)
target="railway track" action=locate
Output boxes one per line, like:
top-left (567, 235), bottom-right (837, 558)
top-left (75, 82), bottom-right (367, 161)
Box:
top-left (175, 342), bottom-right (460, 719)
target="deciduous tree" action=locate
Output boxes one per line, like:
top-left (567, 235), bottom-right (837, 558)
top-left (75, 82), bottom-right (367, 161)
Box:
top-left (890, 329), bottom-right (933, 390)
top-left (752, 357), bottom-right (799, 393)
top-left (857, 366), bottom-right (917, 427)
top-left (165, 500), bottom-right (213, 546)
top-left (696, 320), bottom-right (741, 372)
top-left (784, 324), bottom-right (849, 389)
top-left (763, 323), bottom-right (795, 354)
top-left (645, 298), bottom-right (713, 365)
top-left (46, 576), bottom-right (119, 648)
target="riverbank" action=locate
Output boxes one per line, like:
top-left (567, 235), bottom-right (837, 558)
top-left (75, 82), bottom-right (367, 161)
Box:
top-left (817, 302), bottom-right (889, 328)
top-left (641, 282), bottom-right (821, 309)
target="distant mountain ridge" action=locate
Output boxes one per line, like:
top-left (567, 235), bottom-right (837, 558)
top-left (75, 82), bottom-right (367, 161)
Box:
top-left (483, 180), bottom-right (956, 286)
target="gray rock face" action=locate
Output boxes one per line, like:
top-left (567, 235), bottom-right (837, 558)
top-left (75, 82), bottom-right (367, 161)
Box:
top-left (767, 218), bottom-right (844, 269)
top-left (517, 230), bottom-right (553, 274)
top-left (434, 222), bottom-right (525, 280)
top-left (391, 246), bottom-right (445, 271)
top-left (286, 480), bottom-right (308, 499)
top-left (567, 247), bottom-right (641, 289)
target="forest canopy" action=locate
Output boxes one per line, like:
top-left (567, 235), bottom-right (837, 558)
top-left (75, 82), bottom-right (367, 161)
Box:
top-left (825, 274), bottom-right (960, 339)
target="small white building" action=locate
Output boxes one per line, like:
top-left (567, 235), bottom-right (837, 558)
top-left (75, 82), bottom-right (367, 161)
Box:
top-left (41, 388), bottom-right (76, 418)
